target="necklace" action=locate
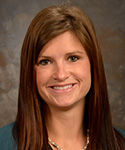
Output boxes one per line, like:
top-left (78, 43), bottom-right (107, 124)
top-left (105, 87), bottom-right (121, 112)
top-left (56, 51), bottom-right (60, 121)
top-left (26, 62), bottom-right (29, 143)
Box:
top-left (48, 129), bottom-right (89, 150)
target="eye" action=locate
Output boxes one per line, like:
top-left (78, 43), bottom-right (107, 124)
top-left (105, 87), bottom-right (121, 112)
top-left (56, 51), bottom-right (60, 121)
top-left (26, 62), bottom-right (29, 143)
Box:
top-left (68, 55), bottom-right (79, 62)
top-left (38, 59), bottom-right (51, 66)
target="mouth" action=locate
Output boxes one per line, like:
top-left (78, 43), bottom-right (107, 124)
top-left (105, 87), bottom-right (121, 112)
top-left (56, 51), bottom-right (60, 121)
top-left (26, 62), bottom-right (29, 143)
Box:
top-left (49, 83), bottom-right (76, 92)
top-left (51, 84), bottom-right (73, 90)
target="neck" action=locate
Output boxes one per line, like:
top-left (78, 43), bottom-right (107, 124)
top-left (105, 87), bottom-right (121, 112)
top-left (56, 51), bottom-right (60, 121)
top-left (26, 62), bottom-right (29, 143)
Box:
top-left (46, 100), bottom-right (86, 150)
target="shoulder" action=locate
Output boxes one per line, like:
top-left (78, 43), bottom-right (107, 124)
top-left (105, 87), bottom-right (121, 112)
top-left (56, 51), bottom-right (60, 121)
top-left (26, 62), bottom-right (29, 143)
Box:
top-left (0, 122), bottom-right (14, 135)
top-left (114, 127), bottom-right (125, 137)
top-left (0, 122), bottom-right (17, 150)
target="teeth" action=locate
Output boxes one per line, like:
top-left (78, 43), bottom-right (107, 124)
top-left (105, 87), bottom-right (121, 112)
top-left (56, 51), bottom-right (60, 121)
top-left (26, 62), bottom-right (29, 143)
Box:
top-left (53, 85), bottom-right (73, 90)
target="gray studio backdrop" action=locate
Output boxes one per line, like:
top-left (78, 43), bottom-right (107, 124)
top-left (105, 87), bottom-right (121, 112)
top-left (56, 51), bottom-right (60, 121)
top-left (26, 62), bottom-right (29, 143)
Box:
top-left (0, 0), bottom-right (125, 129)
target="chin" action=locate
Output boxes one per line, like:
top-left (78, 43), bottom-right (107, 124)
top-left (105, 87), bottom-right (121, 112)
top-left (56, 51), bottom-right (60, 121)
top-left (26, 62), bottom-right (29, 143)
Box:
top-left (53, 100), bottom-right (80, 111)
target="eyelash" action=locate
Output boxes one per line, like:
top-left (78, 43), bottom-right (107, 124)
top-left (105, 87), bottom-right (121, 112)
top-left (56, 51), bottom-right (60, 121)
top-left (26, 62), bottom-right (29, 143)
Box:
top-left (68, 55), bottom-right (80, 62)
top-left (38, 59), bottom-right (51, 66)
top-left (38, 55), bottom-right (80, 66)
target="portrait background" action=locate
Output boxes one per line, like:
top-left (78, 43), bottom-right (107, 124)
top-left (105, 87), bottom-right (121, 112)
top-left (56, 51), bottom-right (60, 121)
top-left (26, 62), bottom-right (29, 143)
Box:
top-left (0, 0), bottom-right (125, 129)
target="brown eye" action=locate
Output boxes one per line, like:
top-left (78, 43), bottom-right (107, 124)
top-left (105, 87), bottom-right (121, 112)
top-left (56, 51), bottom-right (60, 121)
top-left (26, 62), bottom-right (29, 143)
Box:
top-left (39, 59), bottom-right (51, 66)
top-left (68, 56), bottom-right (79, 62)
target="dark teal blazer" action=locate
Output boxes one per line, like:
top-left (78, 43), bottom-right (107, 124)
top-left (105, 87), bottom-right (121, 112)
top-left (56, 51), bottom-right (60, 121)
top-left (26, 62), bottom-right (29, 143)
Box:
top-left (0, 122), bottom-right (124, 150)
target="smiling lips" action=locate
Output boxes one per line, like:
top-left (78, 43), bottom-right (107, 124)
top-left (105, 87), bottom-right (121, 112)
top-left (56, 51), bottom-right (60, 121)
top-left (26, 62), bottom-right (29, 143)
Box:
top-left (49, 83), bottom-right (76, 93)
top-left (52, 84), bottom-right (73, 90)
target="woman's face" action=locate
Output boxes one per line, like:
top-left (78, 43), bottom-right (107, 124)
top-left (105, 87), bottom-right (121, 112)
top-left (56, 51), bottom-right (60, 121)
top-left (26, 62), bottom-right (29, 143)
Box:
top-left (35, 31), bottom-right (91, 110)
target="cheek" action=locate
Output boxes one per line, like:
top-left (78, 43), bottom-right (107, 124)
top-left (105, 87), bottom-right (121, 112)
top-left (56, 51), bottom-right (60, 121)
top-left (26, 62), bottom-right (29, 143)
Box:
top-left (35, 69), bottom-right (49, 99)
top-left (76, 61), bottom-right (91, 89)
top-left (77, 61), bottom-right (91, 79)
top-left (36, 69), bottom-right (49, 88)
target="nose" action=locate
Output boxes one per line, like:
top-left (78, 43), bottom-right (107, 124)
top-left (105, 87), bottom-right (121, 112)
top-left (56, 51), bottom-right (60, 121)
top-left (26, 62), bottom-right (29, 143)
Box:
top-left (52, 63), bottom-right (70, 81)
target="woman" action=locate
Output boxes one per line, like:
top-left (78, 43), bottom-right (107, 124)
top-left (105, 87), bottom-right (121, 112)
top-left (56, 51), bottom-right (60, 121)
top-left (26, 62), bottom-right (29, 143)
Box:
top-left (0, 3), bottom-right (124, 150)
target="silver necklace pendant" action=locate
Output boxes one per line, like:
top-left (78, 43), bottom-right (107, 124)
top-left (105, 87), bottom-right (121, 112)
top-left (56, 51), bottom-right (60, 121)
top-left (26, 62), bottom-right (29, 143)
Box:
top-left (48, 129), bottom-right (89, 150)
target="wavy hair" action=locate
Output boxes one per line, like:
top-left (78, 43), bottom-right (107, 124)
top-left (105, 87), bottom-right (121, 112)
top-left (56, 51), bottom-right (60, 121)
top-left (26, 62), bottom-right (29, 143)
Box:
top-left (13, 3), bottom-right (124, 150)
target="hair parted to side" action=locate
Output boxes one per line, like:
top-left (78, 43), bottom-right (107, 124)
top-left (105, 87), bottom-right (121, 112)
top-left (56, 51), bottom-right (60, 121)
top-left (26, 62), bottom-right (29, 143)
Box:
top-left (13, 2), bottom-right (125, 150)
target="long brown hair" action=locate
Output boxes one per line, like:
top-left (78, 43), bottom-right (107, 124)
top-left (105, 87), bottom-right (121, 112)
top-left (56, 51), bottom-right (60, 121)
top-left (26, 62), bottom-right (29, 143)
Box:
top-left (13, 3), bottom-right (124, 150)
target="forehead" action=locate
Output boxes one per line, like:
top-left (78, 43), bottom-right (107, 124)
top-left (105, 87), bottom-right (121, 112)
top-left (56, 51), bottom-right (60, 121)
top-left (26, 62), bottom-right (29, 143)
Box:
top-left (38, 31), bottom-right (86, 56)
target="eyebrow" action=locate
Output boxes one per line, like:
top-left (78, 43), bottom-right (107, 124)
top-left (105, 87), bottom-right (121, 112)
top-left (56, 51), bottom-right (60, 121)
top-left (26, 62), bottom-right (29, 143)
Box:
top-left (66, 51), bottom-right (84, 55)
top-left (39, 50), bottom-right (84, 58)
top-left (38, 56), bottom-right (52, 59)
